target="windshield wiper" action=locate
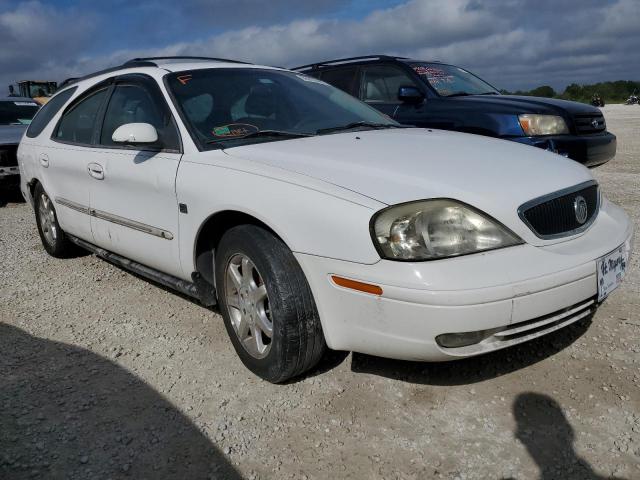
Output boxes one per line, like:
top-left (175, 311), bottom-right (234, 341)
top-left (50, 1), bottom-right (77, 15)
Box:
top-left (477, 92), bottom-right (499, 95)
top-left (316, 121), bottom-right (403, 135)
top-left (206, 130), bottom-right (313, 145)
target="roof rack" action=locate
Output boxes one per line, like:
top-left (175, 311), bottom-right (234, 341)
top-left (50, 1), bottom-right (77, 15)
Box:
top-left (292, 55), bottom-right (409, 71)
top-left (57, 61), bottom-right (158, 88)
top-left (58, 56), bottom-right (252, 89)
top-left (124, 56), bottom-right (251, 65)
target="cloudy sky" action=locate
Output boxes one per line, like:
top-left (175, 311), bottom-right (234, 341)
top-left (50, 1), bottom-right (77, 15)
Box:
top-left (1, 0), bottom-right (639, 93)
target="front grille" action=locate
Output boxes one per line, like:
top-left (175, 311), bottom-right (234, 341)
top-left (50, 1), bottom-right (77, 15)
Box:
top-left (519, 182), bottom-right (599, 239)
top-left (574, 113), bottom-right (606, 134)
top-left (0, 145), bottom-right (18, 168)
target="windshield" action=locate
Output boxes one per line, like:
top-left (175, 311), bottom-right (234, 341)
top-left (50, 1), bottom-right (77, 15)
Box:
top-left (410, 63), bottom-right (499, 97)
top-left (0, 100), bottom-right (39, 125)
top-left (167, 68), bottom-right (399, 149)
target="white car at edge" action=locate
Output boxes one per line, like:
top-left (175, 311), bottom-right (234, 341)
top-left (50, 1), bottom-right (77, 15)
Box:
top-left (18, 57), bottom-right (633, 382)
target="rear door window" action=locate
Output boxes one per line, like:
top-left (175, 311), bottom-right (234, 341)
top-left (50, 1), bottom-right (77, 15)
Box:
top-left (55, 88), bottom-right (109, 145)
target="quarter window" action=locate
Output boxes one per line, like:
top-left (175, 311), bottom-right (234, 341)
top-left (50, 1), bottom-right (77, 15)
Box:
top-left (100, 84), bottom-right (180, 150)
top-left (27, 87), bottom-right (77, 138)
top-left (55, 88), bottom-right (108, 144)
top-left (361, 65), bottom-right (417, 103)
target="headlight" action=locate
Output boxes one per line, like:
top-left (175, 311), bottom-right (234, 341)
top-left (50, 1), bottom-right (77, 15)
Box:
top-left (371, 199), bottom-right (523, 261)
top-left (518, 114), bottom-right (569, 136)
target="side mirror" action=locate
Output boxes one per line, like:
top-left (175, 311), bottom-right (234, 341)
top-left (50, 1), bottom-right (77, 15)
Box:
top-left (112, 123), bottom-right (158, 144)
top-left (398, 86), bottom-right (424, 104)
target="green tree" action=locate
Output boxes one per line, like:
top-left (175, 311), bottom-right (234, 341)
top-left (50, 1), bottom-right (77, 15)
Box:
top-left (528, 85), bottom-right (556, 98)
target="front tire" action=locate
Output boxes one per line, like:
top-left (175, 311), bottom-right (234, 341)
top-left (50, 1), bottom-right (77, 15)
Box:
top-left (33, 183), bottom-right (76, 258)
top-left (215, 225), bottom-right (326, 383)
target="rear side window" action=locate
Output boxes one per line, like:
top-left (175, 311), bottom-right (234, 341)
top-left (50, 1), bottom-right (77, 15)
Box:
top-left (319, 67), bottom-right (359, 96)
top-left (26, 87), bottom-right (77, 138)
top-left (55, 88), bottom-right (109, 145)
top-left (100, 83), bottom-right (180, 151)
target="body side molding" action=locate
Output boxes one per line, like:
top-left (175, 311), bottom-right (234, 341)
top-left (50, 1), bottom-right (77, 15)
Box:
top-left (55, 197), bottom-right (174, 240)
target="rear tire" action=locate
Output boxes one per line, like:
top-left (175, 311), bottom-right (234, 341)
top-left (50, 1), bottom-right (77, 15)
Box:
top-left (215, 225), bottom-right (326, 383)
top-left (33, 183), bottom-right (77, 258)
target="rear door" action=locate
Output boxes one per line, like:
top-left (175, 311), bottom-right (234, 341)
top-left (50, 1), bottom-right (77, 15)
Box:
top-left (88, 74), bottom-right (184, 278)
top-left (44, 85), bottom-right (110, 242)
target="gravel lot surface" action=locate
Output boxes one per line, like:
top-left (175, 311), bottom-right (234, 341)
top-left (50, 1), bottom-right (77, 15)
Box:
top-left (1, 104), bottom-right (639, 480)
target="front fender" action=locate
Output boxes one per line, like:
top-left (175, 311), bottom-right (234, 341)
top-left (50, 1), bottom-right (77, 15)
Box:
top-left (176, 158), bottom-right (385, 279)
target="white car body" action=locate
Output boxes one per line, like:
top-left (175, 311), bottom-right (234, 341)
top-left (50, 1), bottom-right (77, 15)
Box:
top-left (18, 60), bottom-right (633, 365)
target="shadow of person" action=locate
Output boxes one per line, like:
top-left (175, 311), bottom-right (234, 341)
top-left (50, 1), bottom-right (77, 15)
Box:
top-left (0, 324), bottom-right (241, 480)
top-left (350, 315), bottom-right (593, 386)
top-left (513, 393), bottom-right (627, 480)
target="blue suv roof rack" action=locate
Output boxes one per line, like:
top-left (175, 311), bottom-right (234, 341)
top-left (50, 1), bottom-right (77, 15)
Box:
top-left (292, 55), bottom-right (409, 72)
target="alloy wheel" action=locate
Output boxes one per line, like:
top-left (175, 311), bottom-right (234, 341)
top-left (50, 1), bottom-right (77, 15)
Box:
top-left (224, 253), bottom-right (273, 359)
top-left (38, 193), bottom-right (58, 246)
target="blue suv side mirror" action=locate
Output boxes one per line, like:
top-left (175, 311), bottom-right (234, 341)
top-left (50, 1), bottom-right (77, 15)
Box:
top-left (398, 86), bottom-right (424, 104)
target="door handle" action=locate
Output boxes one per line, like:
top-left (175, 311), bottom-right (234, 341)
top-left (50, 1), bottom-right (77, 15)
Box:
top-left (87, 163), bottom-right (104, 180)
top-left (39, 154), bottom-right (49, 168)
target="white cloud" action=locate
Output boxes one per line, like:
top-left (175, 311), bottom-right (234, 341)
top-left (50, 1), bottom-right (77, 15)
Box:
top-left (1, 0), bottom-right (638, 92)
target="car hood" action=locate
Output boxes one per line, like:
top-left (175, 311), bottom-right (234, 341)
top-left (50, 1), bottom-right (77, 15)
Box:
top-left (0, 125), bottom-right (27, 146)
top-left (449, 94), bottom-right (600, 116)
top-left (224, 128), bottom-right (594, 246)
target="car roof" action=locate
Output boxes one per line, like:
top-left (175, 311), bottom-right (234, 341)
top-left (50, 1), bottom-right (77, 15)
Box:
top-left (61, 56), bottom-right (285, 89)
top-left (0, 96), bottom-right (39, 103)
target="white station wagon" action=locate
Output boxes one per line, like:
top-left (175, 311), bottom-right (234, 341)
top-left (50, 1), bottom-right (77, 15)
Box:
top-left (19, 57), bottom-right (633, 382)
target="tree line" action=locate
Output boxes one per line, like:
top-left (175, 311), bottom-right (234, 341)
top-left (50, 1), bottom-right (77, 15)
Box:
top-left (501, 80), bottom-right (640, 104)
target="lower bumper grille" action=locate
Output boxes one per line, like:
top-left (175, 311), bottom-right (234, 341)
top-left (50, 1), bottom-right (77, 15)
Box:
top-left (493, 298), bottom-right (594, 342)
top-left (437, 297), bottom-right (596, 353)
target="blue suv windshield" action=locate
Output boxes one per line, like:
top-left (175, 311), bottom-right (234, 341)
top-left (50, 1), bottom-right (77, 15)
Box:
top-left (167, 68), bottom-right (400, 149)
top-left (410, 63), bottom-right (499, 97)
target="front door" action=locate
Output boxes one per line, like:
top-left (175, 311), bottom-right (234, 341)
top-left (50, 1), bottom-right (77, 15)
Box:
top-left (88, 76), bottom-right (184, 278)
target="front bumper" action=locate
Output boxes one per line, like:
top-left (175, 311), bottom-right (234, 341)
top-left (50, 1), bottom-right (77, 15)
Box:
top-left (511, 132), bottom-right (616, 168)
top-left (295, 200), bottom-right (633, 361)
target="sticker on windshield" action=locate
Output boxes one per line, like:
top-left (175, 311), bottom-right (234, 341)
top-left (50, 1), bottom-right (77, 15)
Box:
top-left (212, 123), bottom-right (259, 138)
top-left (14, 101), bottom-right (38, 106)
top-left (413, 66), bottom-right (454, 84)
top-left (177, 74), bottom-right (193, 85)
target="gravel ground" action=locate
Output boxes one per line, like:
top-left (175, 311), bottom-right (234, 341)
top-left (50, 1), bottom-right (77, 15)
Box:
top-left (1, 104), bottom-right (639, 480)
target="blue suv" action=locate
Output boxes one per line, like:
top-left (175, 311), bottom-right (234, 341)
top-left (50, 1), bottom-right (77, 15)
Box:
top-left (293, 56), bottom-right (616, 167)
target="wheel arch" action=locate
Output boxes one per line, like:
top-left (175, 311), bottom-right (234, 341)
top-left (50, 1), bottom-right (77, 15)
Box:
top-left (193, 209), bottom-right (289, 287)
top-left (26, 177), bottom-right (42, 205)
